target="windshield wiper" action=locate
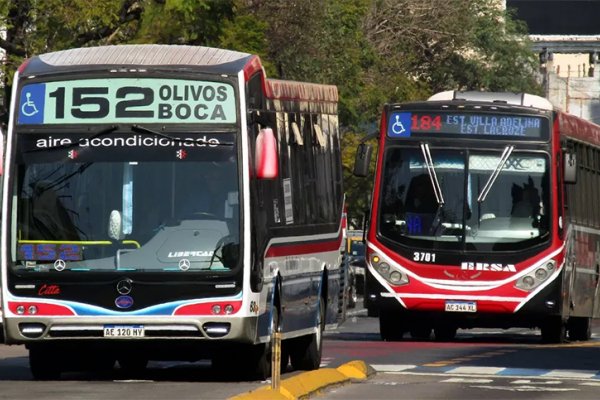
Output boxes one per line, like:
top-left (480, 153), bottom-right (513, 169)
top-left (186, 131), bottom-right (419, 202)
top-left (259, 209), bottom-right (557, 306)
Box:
top-left (26, 125), bottom-right (118, 153)
top-left (477, 145), bottom-right (514, 203)
top-left (131, 124), bottom-right (234, 146)
top-left (419, 143), bottom-right (444, 205)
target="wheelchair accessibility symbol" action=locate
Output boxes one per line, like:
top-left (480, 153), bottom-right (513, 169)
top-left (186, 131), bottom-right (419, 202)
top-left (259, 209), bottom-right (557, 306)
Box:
top-left (18, 83), bottom-right (46, 124)
top-left (391, 115), bottom-right (405, 135)
top-left (21, 92), bottom-right (39, 117)
top-left (387, 112), bottom-right (411, 137)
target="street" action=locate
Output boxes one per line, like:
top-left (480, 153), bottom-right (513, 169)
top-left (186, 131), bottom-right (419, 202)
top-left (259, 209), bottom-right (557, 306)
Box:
top-left (1, 303), bottom-right (600, 399)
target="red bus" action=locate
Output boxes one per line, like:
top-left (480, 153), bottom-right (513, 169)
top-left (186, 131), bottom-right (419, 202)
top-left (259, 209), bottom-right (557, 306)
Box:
top-left (354, 90), bottom-right (598, 343)
top-left (1, 45), bottom-right (346, 379)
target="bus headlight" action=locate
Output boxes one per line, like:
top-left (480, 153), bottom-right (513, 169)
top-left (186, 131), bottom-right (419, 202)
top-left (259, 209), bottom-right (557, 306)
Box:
top-left (370, 252), bottom-right (409, 286)
top-left (515, 260), bottom-right (556, 292)
top-left (377, 263), bottom-right (390, 274)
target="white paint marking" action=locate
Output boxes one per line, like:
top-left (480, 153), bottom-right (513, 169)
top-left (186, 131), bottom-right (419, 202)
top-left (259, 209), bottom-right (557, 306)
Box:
top-left (371, 364), bottom-right (418, 372)
top-left (448, 366), bottom-right (506, 375)
top-left (472, 385), bottom-right (578, 392)
top-left (442, 378), bottom-right (493, 383)
top-left (511, 379), bottom-right (562, 385)
top-left (543, 370), bottom-right (597, 379)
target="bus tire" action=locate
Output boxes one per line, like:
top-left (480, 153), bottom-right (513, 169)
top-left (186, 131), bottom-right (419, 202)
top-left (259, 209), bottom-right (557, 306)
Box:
top-left (434, 326), bottom-right (457, 341)
top-left (379, 310), bottom-right (405, 341)
top-left (541, 316), bottom-right (566, 343)
top-left (118, 356), bottom-right (148, 376)
top-left (409, 325), bottom-right (433, 340)
top-left (348, 285), bottom-right (357, 309)
top-left (568, 316), bottom-right (592, 341)
top-left (290, 297), bottom-right (324, 371)
top-left (29, 347), bottom-right (61, 380)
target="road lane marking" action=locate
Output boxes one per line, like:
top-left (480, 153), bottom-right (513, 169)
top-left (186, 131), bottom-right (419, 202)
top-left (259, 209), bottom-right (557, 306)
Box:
top-left (543, 370), bottom-right (598, 379)
top-left (371, 364), bottom-right (417, 372)
top-left (449, 366), bottom-right (506, 375)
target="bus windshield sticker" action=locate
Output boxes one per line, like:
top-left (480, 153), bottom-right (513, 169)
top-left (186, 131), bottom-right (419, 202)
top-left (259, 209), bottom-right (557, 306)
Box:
top-left (17, 79), bottom-right (236, 125)
top-left (388, 111), bottom-right (546, 139)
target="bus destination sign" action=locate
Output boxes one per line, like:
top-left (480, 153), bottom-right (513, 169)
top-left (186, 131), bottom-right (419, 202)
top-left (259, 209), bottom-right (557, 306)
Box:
top-left (387, 111), bottom-right (545, 139)
top-left (17, 78), bottom-right (236, 125)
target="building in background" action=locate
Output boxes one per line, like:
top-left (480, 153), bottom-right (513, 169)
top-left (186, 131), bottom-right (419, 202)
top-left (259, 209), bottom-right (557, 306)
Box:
top-left (507, 0), bottom-right (600, 123)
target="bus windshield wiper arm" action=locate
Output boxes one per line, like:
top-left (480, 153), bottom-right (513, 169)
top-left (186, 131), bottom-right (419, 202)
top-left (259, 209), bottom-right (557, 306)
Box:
top-left (477, 145), bottom-right (514, 203)
top-left (419, 143), bottom-right (444, 205)
top-left (26, 125), bottom-right (118, 152)
top-left (131, 124), bottom-right (234, 146)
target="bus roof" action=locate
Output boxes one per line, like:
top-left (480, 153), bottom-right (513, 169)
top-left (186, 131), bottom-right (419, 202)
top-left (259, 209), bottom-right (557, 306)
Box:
top-left (18, 44), bottom-right (338, 105)
top-left (428, 90), bottom-right (554, 110)
top-left (19, 44), bottom-right (254, 76)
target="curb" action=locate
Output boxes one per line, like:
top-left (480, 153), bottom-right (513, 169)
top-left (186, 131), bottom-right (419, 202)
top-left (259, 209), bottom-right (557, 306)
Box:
top-left (229, 360), bottom-right (374, 400)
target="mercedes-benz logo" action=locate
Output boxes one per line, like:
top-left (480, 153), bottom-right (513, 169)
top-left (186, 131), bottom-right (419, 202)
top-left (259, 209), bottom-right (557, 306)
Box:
top-left (179, 259), bottom-right (191, 271)
top-left (116, 279), bottom-right (133, 295)
top-left (54, 259), bottom-right (66, 272)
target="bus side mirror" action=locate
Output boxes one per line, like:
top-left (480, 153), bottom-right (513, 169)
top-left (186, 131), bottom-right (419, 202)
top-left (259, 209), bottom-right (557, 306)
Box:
top-left (255, 128), bottom-right (278, 179)
top-left (353, 143), bottom-right (372, 177)
top-left (564, 152), bottom-right (577, 184)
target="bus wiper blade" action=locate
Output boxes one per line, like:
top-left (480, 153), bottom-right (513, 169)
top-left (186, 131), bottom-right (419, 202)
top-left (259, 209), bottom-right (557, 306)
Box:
top-left (419, 143), bottom-right (444, 205)
top-left (477, 145), bottom-right (514, 203)
top-left (131, 124), bottom-right (234, 146)
top-left (26, 125), bottom-right (118, 152)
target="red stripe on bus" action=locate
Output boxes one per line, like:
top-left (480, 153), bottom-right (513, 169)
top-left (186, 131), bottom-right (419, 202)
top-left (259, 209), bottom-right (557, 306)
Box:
top-left (265, 235), bottom-right (342, 259)
top-left (8, 301), bottom-right (75, 316)
top-left (173, 300), bottom-right (242, 316)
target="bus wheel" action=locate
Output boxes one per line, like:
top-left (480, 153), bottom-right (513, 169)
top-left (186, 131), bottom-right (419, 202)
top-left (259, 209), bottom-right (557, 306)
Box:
top-left (118, 356), bottom-right (148, 376)
top-left (29, 347), bottom-right (61, 380)
top-left (410, 324), bottom-right (432, 340)
top-left (348, 285), bottom-right (357, 309)
top-left (434, 326), bottom-right (457, 342)
top-left (541, 316), bottom-right (566, 343)
top-left (379, 310), bottom-right (405, 341)
top-left (568, 317), bottom-right (592, 341)
top-left (290, 297), bottom-right (324, 371)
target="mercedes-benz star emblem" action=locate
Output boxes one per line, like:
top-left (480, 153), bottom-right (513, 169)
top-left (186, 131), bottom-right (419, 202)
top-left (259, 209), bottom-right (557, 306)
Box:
top-left (116, 279), bottom-right (133, 295)
top-left (54, 259), bottom-right (66, 272)
top-left (179, 259), bottom-right (191, 271)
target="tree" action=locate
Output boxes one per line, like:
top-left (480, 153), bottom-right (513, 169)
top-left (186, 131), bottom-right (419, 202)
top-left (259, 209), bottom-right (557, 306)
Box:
top-left (362, 0), bottom-right (541, 95)
top-left (0, 0), bottom-right (143, 118)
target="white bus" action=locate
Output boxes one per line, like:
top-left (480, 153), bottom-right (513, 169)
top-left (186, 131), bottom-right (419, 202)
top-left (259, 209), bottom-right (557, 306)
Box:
top-left (1, 45), bottom-right (345, 379)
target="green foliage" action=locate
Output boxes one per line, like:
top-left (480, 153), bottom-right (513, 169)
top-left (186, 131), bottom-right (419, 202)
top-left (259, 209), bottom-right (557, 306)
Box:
top-left (0, 0), bottom-right (544, 217)
top-left (135, 0), bottom-right (234, 45)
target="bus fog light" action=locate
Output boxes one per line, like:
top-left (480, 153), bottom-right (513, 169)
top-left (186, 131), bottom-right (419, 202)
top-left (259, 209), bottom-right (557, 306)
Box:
top-left (27, 305), bottom-right (38, 315)
top-left (16, 305), bottom-right (25, 315)
top-left (211, 305), bottom-right (222, 315)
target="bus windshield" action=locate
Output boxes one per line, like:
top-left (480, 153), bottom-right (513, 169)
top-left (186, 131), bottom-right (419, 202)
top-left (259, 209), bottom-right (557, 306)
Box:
top-left (12, 131), bottom-right (240, 273)
top-left (379, 146), bottom-right (550, 251)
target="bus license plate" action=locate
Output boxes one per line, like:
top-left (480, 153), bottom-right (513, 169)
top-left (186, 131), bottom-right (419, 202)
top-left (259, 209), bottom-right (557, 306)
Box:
top-left (445, 301), bottom-right (476, 313)
top-left (103, 325), bottom-right (145, 338)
